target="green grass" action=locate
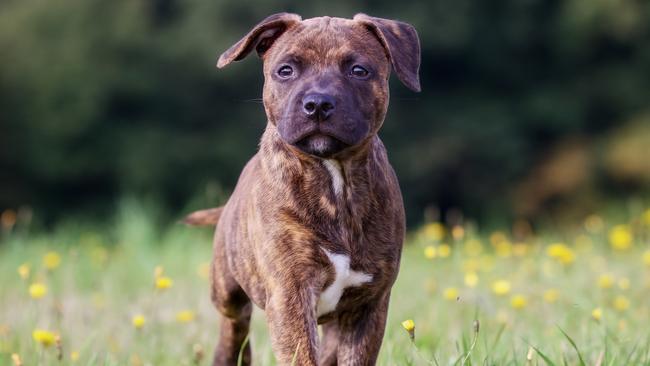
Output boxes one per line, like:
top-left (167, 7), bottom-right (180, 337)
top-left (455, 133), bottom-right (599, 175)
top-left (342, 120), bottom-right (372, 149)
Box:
top-left (1, 203), bottom-right (650, 365)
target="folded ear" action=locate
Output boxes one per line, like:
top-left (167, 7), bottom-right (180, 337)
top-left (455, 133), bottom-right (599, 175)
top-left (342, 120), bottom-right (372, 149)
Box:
top-left (217, 13), bottom-right (302, 68)
top-left (353, 13), bottom-right (421, 92)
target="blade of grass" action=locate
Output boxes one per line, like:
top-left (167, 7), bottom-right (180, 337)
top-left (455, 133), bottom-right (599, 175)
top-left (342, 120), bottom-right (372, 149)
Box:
top-left (236, 334), bottom-right (250, 366)
top-left (557, 325), bottom-right (586, 366)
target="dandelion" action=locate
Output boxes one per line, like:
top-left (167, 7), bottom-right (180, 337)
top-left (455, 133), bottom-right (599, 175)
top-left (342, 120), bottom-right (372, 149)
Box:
top-left (29, 283), bottom-right (47, 299)
top-left (423, 245), bottom-right (436, 259)
top-left (510, 294), bottom-right (527, 309)
top-left (591, 307), bottom-right (602, 321)
top-left (401, 319), bottom-right (415, 341)
top-left (132, 315), bottom-right (146, 329)
top-left (437, 244), bottom-right (451, 258)
top-left (70, 351), bottom-right (80, 362)
top-left (423, 222), bottom-right (445, 241)
top-left (17, 264), bottom-right (30, 280)
top-left (155, 276), bottom-right (173, 290)
top-left (443, 287), bottom-right (459, 300)
top-left (543, 288), bottom-right (559, 303)
top-left (613, 295), bottom-right (630, 311)
top-left (43, 251), bottom-right (61, 270)
top-left (609, 225), bottom-right (632, 250)
top-left (176, 310), bottom-right (195, 323)
top-left (597, 274), bottom-right (615, 289)
top-left (495, 241), bottom-right (512, 258)
top-left (464, 272), bottom-right (479, 288)
top-left (491, 280), bottom-right (511, 296)
top-left (643, 250), bottom-right (650, 267)
top-left (546, 243), bottom-right (575, 265)
top-left (32, 329), bottom-right (56, 347)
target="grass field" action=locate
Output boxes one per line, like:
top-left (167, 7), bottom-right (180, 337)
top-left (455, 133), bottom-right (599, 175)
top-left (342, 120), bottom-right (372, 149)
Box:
top-left (1, 202), bottom-right (650, 365)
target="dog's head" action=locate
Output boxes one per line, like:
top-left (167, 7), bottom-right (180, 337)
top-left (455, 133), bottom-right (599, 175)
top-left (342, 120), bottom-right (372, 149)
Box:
top-left (218, 14), bottom-right (420, 158)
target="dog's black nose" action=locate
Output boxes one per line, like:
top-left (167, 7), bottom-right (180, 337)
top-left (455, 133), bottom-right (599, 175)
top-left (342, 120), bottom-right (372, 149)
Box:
top-left (302, 93), bottom-right (336, 120)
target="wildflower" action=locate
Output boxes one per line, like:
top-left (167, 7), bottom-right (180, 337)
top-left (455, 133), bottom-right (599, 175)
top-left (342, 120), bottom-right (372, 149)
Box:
top-left (423, 222), bottom-right (445, 241)
top-left (451, 225), bottom-right (465, 241)
top-left (546, 243), bottom-right (575, 265)
top-left (197, 262), bottom-right (210, 279)
top-left (597, 274), bottom-right (615, 289)
top-left (494, 241), bottom-right (512, 258)
top-left (423, 245), bottom-right (436, 259)
top-left (437, 244), bottom-right (451, 258)
top-left (176, 310), bottom-right (195, 323)
top-left (132, 315), bottom-right (145, 329)
top-left (491, 280), bottom-right (511, 296)
top-left (464, 272), bottom-right (479, 288)
top-left (591, 307), bottom-right (602, 321)
top-left (155, 276), bottom-right (173, 290)
top-left (29, 283), bottom-right (47, 299)
top-left (609, 225), bottom-right (632, 250)
top-left (543, 288), bottom-right (560, 303)
top-left (43, 252), bottom-right (61, 270)
top-left (17, 264), bottom-right (30, 280)
top-left (643, 250), bottom-right (650, 267)
top-left (32, 329), bottom-right (56, 347)
top-left (401, 319), bottom-right (415, 340)
top-left (443, 287), bottom-right (459, 300)
top-left (510, 294), bottom-right (527, 309)
top-left (70, 351), bottom-right (80, 362)
top-left (584, 214), bottom-right (604, 233)
top-left (613, 296), bottom-right (630, 311)
top-left (11, 353), bottom-right (22, 366)
top-left (618, 277), bottom-right (630, 290)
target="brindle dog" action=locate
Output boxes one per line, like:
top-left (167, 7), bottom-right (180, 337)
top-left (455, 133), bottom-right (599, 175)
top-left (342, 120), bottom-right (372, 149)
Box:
top-left (185, 13), bottom-right (420, 366)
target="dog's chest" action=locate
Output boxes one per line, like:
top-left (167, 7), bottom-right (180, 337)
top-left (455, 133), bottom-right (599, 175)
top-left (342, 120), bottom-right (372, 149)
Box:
top-left (316, 248), bottom-right (372, 316)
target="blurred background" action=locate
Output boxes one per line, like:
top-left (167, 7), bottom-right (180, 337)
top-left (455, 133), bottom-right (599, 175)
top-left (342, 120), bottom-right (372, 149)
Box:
top-left (1, 0), bottom-right (649, 230)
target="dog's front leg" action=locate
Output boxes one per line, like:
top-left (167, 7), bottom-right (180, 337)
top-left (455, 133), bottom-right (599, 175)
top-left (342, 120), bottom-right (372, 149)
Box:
top-left (336, 292), bottom-right (390, 366)
top-left (266, 282), bottom-right (320, 365)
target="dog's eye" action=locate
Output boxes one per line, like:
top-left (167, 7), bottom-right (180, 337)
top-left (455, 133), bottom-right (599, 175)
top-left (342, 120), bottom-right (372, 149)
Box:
top-left (350, 65), bottom-right (369, 78)
top-left (277, 65), bottom-right (294, 78)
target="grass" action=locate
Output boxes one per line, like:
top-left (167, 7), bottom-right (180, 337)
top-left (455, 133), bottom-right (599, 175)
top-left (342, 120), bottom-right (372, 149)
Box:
top-left (1, 201), bottom-right (650, 365)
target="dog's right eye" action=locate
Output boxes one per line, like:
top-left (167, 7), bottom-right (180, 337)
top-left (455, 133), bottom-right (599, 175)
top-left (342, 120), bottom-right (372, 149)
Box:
top-left (276, 65), bottom-right (294, 78)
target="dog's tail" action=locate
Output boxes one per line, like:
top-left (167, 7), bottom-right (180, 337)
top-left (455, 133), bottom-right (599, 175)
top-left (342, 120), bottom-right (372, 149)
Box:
top-left (182, 206), bottom-right (224, 226)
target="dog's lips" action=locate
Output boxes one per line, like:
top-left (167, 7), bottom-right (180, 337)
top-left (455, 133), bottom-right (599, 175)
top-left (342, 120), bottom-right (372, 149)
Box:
top-left (293, 133), bottom-right (349, 158)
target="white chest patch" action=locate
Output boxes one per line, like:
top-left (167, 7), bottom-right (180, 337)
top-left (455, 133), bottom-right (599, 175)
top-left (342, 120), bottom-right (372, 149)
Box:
top-left (316, 248), bottom-right (373, 317)
top-left (322, 159), bottom-right (344, 196)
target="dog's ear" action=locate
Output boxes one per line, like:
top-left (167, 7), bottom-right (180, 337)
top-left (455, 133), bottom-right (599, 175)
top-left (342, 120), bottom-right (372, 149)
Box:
top-left (353, 14), bottom-right (421, 92)
top-left (217, 13), bottom-right (302, 68)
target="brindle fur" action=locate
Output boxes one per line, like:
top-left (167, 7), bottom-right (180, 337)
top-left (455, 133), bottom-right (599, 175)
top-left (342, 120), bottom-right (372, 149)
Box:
top-left (187, 13), bottom-right (420, 366)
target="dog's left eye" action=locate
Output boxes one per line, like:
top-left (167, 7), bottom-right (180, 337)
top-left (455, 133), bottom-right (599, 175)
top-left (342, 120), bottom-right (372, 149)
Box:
top-left (350, 65), bottom-right (369, 78)
top-left (277, 65), bottom-right (294, 78)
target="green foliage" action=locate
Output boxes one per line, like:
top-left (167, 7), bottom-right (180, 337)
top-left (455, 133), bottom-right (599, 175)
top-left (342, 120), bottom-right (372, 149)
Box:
top-left (1, 0), bottom-right (649, 225)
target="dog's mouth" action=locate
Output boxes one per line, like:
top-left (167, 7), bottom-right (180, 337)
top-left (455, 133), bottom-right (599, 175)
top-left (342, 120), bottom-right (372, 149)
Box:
top-left (293, 133), bottom-right (349, 158)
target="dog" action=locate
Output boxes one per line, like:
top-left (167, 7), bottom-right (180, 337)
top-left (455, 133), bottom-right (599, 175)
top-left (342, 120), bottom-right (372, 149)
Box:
top-left (185, 13), bottom-right (420, 365)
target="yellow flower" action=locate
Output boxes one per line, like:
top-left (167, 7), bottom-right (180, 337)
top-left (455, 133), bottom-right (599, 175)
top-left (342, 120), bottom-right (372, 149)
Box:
top-left (643, 250), bottom-right (650, 267)
top-left (401, 319), bottom-right (415, 340)
top-left (642, 209), bottom-right (650, 226)
top-left (70, 351), bottom-right (80, 362)
top-left (443, 287), bottom-right (459, 300)
top-left (598, 274), bottom-right (615, 289)
top-left (43, 252), bottom-right (61, 270)
top-left (423, 245), bottom-right (436, 259)
top-left (494, 241), bottom-right (512, 258)
top-left (197, 262), bottom-right (210, 279)
top-left (584, 214), bottom-right (604, 233)
top-left (464, 272), bottom-right (479, 288)
top-left (423, 222), bottom-right (446, 241)
top-left (176, 310), bottom-right (195, 323)
top-left (609, 225), bottom-right (633, 250)
top-left (451, 225), bottom-right (465, 241)
top-left (618, 277), bottom-right (630, 290)
top-left (592, 307), bottom-right (602, 321)
top-left (613, 295), bottom-right (630, 311)
top-left (491, 280), bottom-right (511, 296)
top-left (29, 283), bottom-right (47, 299)
top-left (155, 276), bottom-right (173, 290)
top-left (490, 231), bottom-right (507, 245)
top-left (32, 329), bottom-right (56, 347)
top-left (132, 315), bottom-right (145, 329)
top-left (546, 243), bottom-right (575, 265)
top-left (437, 244), bottom-right (451, 258)
top-left (17, 264), bottom-right (30, 280)
top-left (510, 294), bottom-right (527, 309)
top-left (543, 288), bottom-right (560, 303)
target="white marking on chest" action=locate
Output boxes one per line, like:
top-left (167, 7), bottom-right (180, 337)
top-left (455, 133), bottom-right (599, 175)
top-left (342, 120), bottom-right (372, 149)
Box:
top-left (316, 248), bottom-right (372, 317)
top-left (322, 159), bottom-right (344, 196)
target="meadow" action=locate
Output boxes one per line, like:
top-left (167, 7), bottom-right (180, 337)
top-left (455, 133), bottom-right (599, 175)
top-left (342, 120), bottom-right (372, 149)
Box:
top-left (1, 202), bottom-right (649, 365)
